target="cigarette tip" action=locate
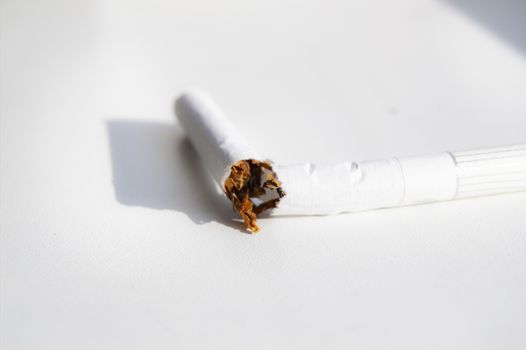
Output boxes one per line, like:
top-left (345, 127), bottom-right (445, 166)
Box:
top-left (175, 87), bottom-right (210, 105)
top-left (174, 88), bottom-right (218, 126)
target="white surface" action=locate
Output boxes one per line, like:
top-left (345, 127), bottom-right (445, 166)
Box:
top-left (1, 0), bottom-right (526, 349)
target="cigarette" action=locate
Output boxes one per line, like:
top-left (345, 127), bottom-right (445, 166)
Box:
top-left (176, 90), bottom-right (526, 233)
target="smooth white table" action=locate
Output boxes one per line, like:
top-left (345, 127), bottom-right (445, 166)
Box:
top-left (1, 0), bottom-right (525, 349)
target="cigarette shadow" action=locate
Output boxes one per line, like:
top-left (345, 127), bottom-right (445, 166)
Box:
top-left (443, 0), bottom-right (526, 55)
top-left (106, 120), bottom-right (245, 232)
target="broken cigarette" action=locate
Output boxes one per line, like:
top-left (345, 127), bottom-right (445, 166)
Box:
top-left (176, 90), bottom-right (526, 233)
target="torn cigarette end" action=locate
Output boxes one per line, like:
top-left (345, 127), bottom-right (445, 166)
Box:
top-left (224, 159), bottom-right (286, 233)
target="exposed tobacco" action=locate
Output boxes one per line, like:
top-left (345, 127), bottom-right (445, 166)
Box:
top-left (224, 159), bottom-right (285, 233)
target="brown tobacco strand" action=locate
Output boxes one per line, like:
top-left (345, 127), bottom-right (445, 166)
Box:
top-left (224, 159), bottom-right (285, 233)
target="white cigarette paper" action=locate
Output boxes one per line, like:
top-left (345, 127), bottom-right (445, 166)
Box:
top-left (176, 90), bottom-right (526, 232)
top-left (176, 90), bottom-right (260, 185)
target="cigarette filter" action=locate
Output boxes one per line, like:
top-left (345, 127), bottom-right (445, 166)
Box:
top-left (176, 90), bottom-right (526, 233)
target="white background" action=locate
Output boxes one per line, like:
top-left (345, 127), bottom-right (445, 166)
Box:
top-left (1, 0), bottom-right (526, 349)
